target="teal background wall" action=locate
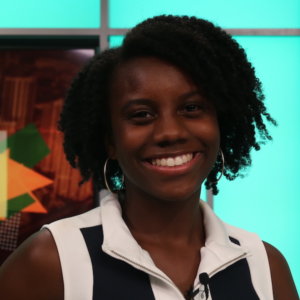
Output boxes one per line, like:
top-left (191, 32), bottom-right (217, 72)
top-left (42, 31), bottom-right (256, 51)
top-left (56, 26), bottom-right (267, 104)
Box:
top-left (109, 0), bottom-right (300, 29)
top-left (0, 0), bottom-right (299, 292)
top-left (0, 0), bottom-right (100, 28)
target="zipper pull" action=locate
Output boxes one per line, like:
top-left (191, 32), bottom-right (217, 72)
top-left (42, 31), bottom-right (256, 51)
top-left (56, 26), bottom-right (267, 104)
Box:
top-left (199, 273), bottom-right (210, 299)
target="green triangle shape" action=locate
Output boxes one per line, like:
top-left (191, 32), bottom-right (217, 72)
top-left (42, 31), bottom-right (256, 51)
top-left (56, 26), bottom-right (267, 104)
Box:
top-left (7, 123), bottom-right (50, 168)
top-left (7, 193), bottom-right (35, 218)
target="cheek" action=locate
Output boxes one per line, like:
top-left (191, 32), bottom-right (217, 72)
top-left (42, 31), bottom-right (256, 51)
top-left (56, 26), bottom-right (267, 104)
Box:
top-left (112, 124), bottom-right (150, 161)
top-left (111, 126), bottom-right (152, 185)
top-left (194, 119), bottom-right (220, 146)
top-left (192, 119), bottom-right (220, 167)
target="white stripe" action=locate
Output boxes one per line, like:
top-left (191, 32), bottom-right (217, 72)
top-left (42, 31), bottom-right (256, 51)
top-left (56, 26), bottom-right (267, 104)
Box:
top-left (43, 207), bottom-right (102, 300)
top-left (225, 223), bottom-right (274, 300)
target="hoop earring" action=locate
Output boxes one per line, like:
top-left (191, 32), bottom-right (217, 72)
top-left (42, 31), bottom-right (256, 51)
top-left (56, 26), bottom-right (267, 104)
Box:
top-left (103, 158), bottom-right (124, 193)
top-left (214, 149), bottom-right (225, 183)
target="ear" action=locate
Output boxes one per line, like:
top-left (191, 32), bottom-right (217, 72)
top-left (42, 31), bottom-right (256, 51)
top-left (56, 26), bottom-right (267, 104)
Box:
top-left (105, 135), bottom-right (117, 160)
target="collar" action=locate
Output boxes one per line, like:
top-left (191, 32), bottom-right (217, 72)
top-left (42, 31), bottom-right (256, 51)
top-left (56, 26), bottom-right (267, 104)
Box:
top-left (198, 201), bottom-right (248, 277)
top-left (100, 190), bottom-right (248, 279)
top-left (100, 191), bottom-right (161, 275)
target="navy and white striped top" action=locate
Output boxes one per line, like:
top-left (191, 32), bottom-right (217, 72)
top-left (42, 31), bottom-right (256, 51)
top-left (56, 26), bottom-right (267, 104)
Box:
top-left (44, 190), bottom-right (273, 300)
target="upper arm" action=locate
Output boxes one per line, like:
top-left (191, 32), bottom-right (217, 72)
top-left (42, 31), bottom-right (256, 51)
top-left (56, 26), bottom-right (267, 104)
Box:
top-left (0, 229), bottom-right (64, 300)
top-left (263, 241), bottom-right (299, 300)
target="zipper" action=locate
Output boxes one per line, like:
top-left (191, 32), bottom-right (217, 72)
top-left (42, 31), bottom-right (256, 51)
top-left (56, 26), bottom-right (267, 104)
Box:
top-left (106, 248), bottom-right (186, 299)
top-left (208, 252), bottom-right (247, 277)
top-left (105, 248), bottom-right (247, 300)
top-left (193, 252), bottom-right (248, 292)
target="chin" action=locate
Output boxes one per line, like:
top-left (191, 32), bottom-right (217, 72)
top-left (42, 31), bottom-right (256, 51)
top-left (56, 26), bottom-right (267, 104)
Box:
top-left (150, 184), bottom-right (201, 204)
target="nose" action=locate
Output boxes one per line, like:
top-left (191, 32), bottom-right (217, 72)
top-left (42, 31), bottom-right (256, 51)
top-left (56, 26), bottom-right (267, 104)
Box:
top-left (153, 113), bottom-right (188, 147)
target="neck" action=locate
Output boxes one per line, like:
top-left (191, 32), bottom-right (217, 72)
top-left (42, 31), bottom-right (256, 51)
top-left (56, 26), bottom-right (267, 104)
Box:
top-left (121, 187), bottom-right (206, 247)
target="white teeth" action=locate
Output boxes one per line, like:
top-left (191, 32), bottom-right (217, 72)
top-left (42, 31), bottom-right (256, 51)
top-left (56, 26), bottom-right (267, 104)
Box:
top-left (151, 153), bottom-right (194, 167)
top-left (167, 158), bottom-right (175, 167)
top-left (175, 156), bottom-right (183, 166)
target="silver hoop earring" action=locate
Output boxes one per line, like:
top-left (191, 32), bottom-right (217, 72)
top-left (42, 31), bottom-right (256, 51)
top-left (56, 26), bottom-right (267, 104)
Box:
top-left (214, 149), bottom-right (225, 183)
top-left (103, 158), bottom-right (124, 193)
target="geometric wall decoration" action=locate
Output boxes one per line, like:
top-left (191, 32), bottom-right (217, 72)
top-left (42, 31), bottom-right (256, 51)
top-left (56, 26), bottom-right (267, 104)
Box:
top-left (0, 213), bottom-right (21, 251)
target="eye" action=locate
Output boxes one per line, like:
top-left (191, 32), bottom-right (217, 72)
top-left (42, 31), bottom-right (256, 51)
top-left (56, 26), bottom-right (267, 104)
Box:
top-left (181, 102), bottom-right (205, 116)
top-left (184, 104), bottom-right (202, 112)
top-left (178, 101), bottom-right (207, 119)
top-left (131, 110), bottom-right (153, 119)
top-left (128, 110), bottom-right (155, 124)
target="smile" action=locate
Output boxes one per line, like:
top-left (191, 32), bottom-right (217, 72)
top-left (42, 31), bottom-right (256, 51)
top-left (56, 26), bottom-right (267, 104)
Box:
top-left (143, 152), bottom-right (202, 175)
top-left (151, 153), bottom-right (193, 167)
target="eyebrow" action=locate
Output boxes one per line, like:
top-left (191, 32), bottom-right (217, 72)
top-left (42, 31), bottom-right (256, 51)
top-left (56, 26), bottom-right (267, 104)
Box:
top-left (121, 90), bottom-right (204, 112)
top-left (178, 90), bottom-right (203, 101)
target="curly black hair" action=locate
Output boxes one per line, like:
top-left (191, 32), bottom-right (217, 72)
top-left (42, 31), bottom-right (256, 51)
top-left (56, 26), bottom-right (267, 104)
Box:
top-left (59, 15), bottom-right (276, 195)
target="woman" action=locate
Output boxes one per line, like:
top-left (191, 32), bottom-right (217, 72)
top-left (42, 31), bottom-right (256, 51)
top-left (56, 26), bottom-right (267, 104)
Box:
top-left (0, 15), bottom-right (298, 300)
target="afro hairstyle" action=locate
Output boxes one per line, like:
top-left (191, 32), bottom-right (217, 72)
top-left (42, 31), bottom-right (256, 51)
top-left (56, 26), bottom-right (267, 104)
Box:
top-left (58, 15), bottom-right (276, 195)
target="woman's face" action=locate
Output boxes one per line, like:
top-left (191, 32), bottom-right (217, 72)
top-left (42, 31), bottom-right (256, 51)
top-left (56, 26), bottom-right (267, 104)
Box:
top-left (108, 57), bottom-right (220, 202)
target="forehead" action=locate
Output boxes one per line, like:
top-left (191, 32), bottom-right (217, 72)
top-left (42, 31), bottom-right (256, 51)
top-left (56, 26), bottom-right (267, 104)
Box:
top-left (109, 56), bottom-right (197, 96)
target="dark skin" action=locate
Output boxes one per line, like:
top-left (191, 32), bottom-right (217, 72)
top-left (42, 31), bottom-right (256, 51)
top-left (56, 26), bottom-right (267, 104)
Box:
top-left (0, 230), bottom-right (63, 300)
top-left (0, 57), bottom-right (298, 300)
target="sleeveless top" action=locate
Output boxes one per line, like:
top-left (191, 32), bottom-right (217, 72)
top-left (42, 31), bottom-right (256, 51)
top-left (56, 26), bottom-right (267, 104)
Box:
top-left (43, 190), bottom-right (273, 300)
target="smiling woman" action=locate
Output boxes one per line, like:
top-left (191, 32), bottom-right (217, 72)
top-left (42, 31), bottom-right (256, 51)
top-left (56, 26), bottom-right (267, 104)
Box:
top-left (0, 15), bottom-right (298, 300)
top-left (107, 57), bottom-right (220, 204)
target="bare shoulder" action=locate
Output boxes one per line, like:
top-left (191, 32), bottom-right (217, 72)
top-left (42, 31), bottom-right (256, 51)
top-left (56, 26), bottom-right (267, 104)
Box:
top-left (263, 241), bottom-right (299, 300)
top-left (0, 229), bottom-right (63, 300)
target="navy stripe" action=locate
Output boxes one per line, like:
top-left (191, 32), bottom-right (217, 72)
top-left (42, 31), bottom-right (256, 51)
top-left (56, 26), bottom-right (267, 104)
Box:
top-left (209, 237), bottom-right (259, 300)
top-left (81, 225), bottom-right (155, 300)
top-left (229, 236), bottom-right (240, 246)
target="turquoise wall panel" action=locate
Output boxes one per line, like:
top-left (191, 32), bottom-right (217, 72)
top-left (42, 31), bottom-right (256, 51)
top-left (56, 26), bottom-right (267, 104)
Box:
top-left (214, 36), bottom-right (300, 291)
top-left (109, 35), bottom-right (124, 48)
top-left (109, 0), bottom-right (300, 29)
top-left (0, 0), bottom-right (100, 28)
